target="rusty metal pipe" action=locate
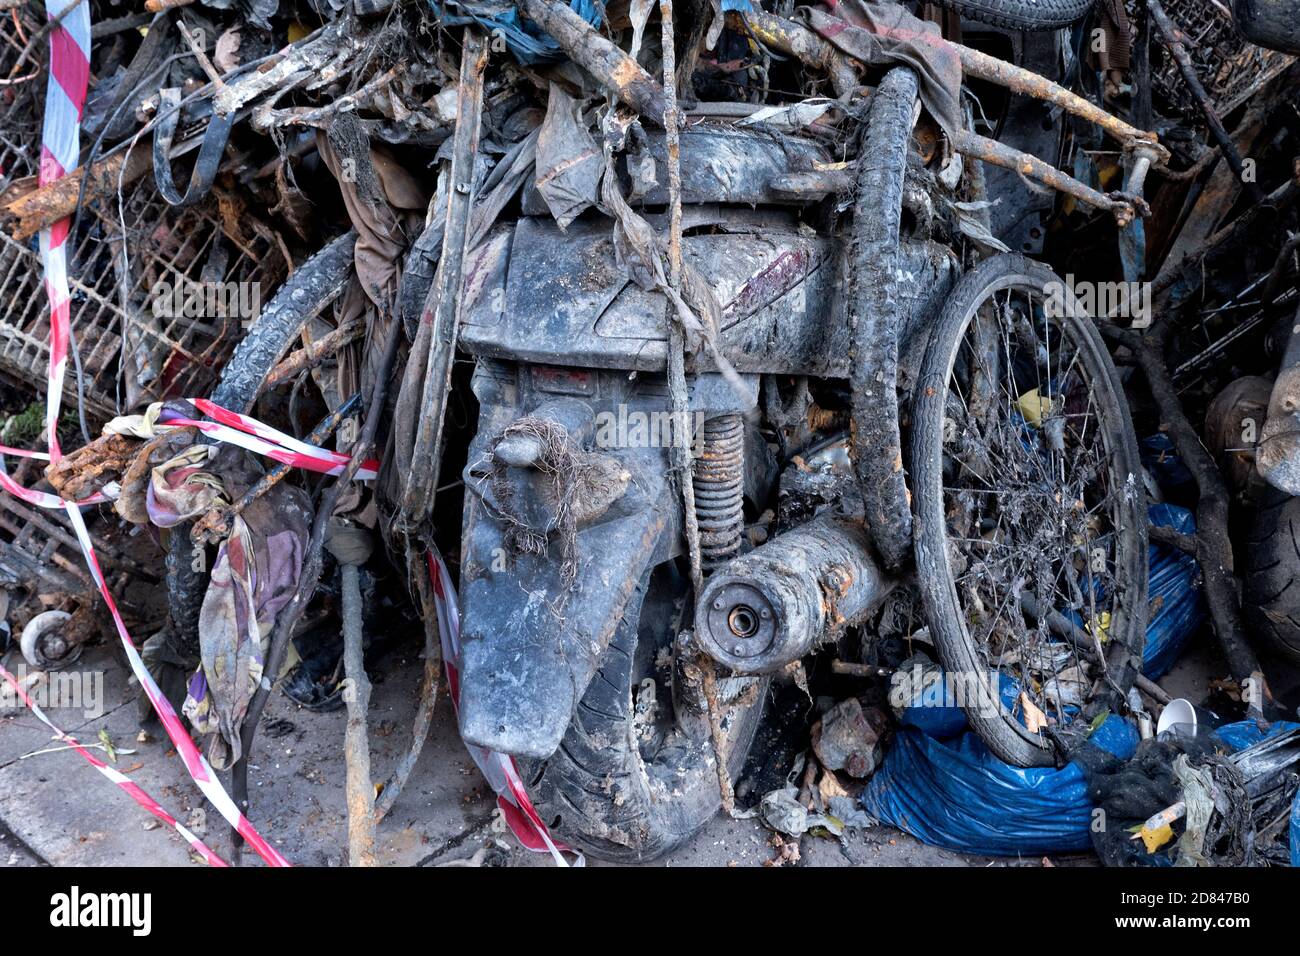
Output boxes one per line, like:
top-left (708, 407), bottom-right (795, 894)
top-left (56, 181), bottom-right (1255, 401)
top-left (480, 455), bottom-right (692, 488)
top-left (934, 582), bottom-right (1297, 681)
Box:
top-left (517, 0), bottom-right (668, 120)
top-left (739, 9), bottom-right (1164, 161)
top-left (695, 515), bottom-right (895, 674)
top-left (949, 128), bottom-right (1138, 224)
top-left (954, 43), bottom-right (1161, 157)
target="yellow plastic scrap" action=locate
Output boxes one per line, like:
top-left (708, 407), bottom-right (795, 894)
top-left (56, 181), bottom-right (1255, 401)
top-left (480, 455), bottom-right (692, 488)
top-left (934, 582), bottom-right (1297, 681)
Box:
top-left (1016, 390), bottom-right (1051, 427)
top-left (1138, 821), bottom-right (1174, 854)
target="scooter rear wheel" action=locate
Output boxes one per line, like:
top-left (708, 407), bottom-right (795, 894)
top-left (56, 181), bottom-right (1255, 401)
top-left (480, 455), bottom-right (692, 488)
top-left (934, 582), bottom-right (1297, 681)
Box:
top-left (910, 254), bottom-right (1147, 766)
top-left (519, 561), bottom-right (768, 862)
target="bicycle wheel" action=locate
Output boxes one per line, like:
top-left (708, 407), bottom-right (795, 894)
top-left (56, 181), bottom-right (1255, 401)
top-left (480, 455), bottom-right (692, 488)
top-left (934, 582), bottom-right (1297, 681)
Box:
top-left (911, 254), bottom-right (1147, 767)
top-left (160, 232), bottom-right (356, 682)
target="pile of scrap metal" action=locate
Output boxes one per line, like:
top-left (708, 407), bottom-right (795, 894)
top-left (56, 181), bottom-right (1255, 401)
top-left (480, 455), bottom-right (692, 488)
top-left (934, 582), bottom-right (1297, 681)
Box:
top-left (0, 0), bottom-right (1298, 868)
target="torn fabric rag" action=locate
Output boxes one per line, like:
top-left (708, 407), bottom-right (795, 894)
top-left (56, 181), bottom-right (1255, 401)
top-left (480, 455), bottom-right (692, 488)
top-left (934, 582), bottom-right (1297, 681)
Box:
top-left (797, 0), bottom-right (962, 138)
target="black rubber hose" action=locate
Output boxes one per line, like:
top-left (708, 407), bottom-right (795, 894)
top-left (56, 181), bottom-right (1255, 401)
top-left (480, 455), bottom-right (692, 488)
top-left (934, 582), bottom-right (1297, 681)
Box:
top-left (848, 66), bottom-right (917, 572)
top-left (926, 0), bottom-right (1093, 30)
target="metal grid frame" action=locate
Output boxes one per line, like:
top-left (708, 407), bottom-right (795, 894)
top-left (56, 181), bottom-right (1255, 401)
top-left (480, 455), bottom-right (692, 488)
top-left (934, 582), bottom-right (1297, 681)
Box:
top-left (1, 15), bottom-right (281, 421)
top-left (0, 186), bottom-right (281, 420)
top-left (1150, 0), bottom-right (1296, 118)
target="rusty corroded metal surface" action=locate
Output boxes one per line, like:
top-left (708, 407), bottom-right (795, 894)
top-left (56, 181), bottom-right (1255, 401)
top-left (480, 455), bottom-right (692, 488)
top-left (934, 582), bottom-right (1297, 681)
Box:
top-left (950, 128), bottom-right (1140, 224)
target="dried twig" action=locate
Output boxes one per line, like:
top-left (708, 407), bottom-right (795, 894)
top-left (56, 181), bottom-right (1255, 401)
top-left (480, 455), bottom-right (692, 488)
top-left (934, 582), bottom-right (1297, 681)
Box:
top-left (264, 318), bottom-right (364, 389)
top-left (1107, 320), bottom-right (1271, 717)
top-left (373, 544), bottom-right (442, 822)
top-left (229, 324), bottom-right (403, 861)
top-left (340, 562), bottom-right (376, 867)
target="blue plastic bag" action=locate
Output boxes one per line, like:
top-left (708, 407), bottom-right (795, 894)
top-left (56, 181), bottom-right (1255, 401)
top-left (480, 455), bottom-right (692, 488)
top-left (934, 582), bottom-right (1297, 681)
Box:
top-left (429, 1), bottom-right (603, 65)
top-left (1213, 718), bottom-right (1299, 750)
top-left (862, 715), bottom-right (1138, 856)
top-left (1143, 503), bottom-right (1206, 679)
top-left (1292, 790), bottom-right (1300, 867)
top-left (895, 662), bottom-right (1019, 739)
top-left (1140, 433), bottom-right (1194, 488)
top-left (865, 713), bottom-right (1299, 860)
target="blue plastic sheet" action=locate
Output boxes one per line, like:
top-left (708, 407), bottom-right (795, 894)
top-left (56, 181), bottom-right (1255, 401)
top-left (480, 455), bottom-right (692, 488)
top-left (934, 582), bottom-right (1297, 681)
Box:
top-left (896, 667), bottom-right (1018, 739)
top-left (862, 715), bottom-right (1138, 856)
top-left (1140, 433), bottom-right (1194, 488)
top-left (1144, 503), bottom-right (1206, 679)
top-left (429, 1), bottom-right (602, 65)
top-left (866, 712), bottom-right (1300, 860)
top-left (1214, 718), bottom-right (1300, 750)
top-left (1292, 790), bottom-right (1300, 867)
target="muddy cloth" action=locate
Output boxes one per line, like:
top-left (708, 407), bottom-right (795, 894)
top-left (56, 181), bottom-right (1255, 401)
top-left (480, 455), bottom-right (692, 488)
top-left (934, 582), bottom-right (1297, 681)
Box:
top-left (1093, 0), bottom-right (1132, 72)
top-left (185, 485), bottom-right (310, 770)
top-left (1084, 721), bottom-right (1300, 867)
top-left (317, 120), bottom-right (428, 399)
top-left (319, 123), bottom-right (427, 312)
top-left (796, 0), bottom-right (961, 137)
top-left (535, 83), bottom-right (602, 228)
top-left (1081, 734), bottom-right (1221, 867)
top-left (181, 457), bottom-right (311, 770)
top-left (104, 403), bottom-right (312, 770)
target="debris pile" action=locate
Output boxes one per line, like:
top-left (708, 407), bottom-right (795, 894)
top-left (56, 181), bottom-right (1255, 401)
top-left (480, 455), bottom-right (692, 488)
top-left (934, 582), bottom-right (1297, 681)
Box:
top-left (0, 0), bottom-right (1298, 868)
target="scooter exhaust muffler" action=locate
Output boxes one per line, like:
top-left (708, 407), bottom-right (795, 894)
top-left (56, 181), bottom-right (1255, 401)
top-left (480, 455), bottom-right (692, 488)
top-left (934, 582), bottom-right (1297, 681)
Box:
top-left (694, 515), bottom-right (895, 674)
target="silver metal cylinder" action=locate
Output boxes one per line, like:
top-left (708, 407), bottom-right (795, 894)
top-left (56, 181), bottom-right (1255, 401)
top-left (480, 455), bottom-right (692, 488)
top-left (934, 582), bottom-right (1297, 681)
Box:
top-left (695, 515), bottom-right (895, 674)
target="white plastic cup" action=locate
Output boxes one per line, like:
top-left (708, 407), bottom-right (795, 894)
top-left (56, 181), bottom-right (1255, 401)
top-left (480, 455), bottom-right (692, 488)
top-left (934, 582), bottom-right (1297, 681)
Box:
top-left (1156, 698), bottom-right (1198, 738)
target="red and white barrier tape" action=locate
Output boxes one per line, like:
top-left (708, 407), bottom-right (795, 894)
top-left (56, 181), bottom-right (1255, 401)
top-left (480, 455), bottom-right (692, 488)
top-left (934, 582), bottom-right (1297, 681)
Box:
top-left (0, 390), bottom-right (388, 864)
top-left (0, 397), bottom-right (383, 864)
top-left (18, 0), bottom-right (537, 866)
top-left (38, 0), bottom-right (89, 465)
top-left (160, 400), bottom-right (380, 479)
top-left (425, 550), bottom-right (579, 866)
top-left (0, 663), bottom-right (228, 866)
top-left (17, 7), bottom-right (301, 862)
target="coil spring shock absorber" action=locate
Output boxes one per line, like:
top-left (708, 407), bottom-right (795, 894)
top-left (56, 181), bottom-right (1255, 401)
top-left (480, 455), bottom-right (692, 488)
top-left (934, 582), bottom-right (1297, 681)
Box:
top-left (693, 413), bottom-right (745, 568)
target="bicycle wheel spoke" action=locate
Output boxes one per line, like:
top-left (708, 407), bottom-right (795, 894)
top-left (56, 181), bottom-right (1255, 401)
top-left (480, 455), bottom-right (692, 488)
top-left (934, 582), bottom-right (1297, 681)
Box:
top-left (927, 267), bottom-right (1140, 754)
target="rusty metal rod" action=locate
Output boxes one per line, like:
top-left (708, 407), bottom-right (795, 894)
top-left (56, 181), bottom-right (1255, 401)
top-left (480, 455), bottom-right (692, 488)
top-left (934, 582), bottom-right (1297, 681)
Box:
top-left (954, 43), bottom-right (1160, 156)
top-left (732, 10), bottom-right (859, 98)
top-left (739, 9), bottom-right (1164, 159)
top-left (397, 29), bottom-right (489, 525)
top-left (264, 318), bottom-right (364, 389)
top-left (950, 127), bottom-right (1137, 224)
top-left (1, 145), bottom-right (152, 240)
